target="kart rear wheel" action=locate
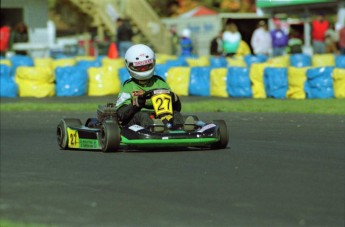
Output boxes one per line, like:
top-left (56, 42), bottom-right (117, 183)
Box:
top-left (212, 120), bottom-right (228, 149)
top-left (100, 120), bottom-right (121, 153)
top-left (57, 118), bottom-right (82, 149)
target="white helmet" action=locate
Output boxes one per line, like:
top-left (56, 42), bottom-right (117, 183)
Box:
top-left (182, 28), bottom-right (191, 38)
top-left (125, 44), bottom-right (155, 80)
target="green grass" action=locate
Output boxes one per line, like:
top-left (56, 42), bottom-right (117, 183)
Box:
top-left (1, 99), bottom-right (345, 115)
top-left (0, 219), bottom-right (55, 227)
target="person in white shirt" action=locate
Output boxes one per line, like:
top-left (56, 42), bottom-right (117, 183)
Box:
top-left (222, 23), bottom-right (241, 57)
top-left (251, 20), bottom-right (272, 56)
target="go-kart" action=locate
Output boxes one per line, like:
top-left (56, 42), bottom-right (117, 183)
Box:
top-left (57, 89), bottom-right (229, 152)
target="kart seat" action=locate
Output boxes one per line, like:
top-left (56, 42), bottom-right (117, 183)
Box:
top-left (183, 116), bottom-right (196, 132)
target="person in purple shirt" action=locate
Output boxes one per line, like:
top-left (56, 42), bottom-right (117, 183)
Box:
top-left (270, 20), bottom-right (288, 57)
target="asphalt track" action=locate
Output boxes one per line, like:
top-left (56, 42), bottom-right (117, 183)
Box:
top-left (1, 97), bottom-right (344, 227)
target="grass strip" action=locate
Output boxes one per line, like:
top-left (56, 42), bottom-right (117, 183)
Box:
top-left (1, 99), bottom-right (345, 115)
top-left (0, 219), bottom-right (55, 227)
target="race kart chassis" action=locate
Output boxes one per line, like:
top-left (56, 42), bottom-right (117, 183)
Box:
top-left (57, 89), bottom-right (228, 152)
top-left (57, 103), bottom-right (229, 152)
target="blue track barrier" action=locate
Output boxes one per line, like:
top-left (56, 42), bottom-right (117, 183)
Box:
top-left (118, 67), bottom-right (130, 84)
top-left (155, 64), bottom-right (170, 80)
top-left (55, 66), bottom-right (87, 96)
top-left (209, 57), bottom-right (228, 68)
top-left (305, 67), bottom-right (334, 99)
top-left (189, 66), bottom-right (211, 96)
top-left (335, 55), bottom-right (345, 68)
top-left (0, 64), bottom-right (17, 97)
top-left (290, 54), bottom-right (312, 67)
top-left (244, 54), bottom-right (268, 67)
top-left (9, 55), bottom-right (34, 77)
top-left (264, 67), bottom-right (288, 99)
top-left (226, 67), bottom-right (252, 98)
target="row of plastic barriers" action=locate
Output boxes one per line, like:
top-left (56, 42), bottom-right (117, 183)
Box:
top-left (0, 54), bottom-right (344, 99)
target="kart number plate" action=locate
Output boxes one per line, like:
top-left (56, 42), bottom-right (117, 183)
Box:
top-left (67, 128), bottom-right (79, 148)
top-left (151, 93), bottom-right (173, 116)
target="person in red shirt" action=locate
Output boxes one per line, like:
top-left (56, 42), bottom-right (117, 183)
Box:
top-left (311, 13), bottom-right (329, 54)
top-left (339, 25), bottom-right (345, 55)
top-left (0, 25), bottom-right (11, 57)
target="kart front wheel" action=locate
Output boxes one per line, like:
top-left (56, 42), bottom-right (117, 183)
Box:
top-left (212, 120), bottom-right (229, 149)
top-left (57, 118), bottom-right (82, 149)
top-left (100, 120), bottom-right (121, 153)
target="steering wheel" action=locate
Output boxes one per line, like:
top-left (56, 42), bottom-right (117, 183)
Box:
top-left (142, 88), bottom-right (171, 99)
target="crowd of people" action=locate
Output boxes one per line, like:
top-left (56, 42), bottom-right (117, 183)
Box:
top-left (115, 8), bottom-right (345, 58)
top-left (2, 14), bottom-right (345, 59)
top-left (209, 14), bottom-right (345, 57)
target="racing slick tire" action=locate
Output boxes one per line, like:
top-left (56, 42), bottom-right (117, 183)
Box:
top-left (57, 118), bottom-right (82, 149)
top-left (211, 120), bottom-right (229, 149)
top-left (100, 120), bottom-right (121, 153)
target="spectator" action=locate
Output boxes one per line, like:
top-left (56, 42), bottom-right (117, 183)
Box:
top-left (325, 22), bottom-right (339, 54)
top-left (222, 23), bottom-right (241, 57)
top-left (339, 24), bottom-right (345, 55)
top-left (311, 13), bottom-right (329, 54)
top-left (12, 22), bottom-right (29, 55)
top-left (116, 18), bottom-right (134, 58)
top-left (169, 26), bottom-right (179, 55)
top-left (179, 28), bottom-right (193, 56)
top-left (0, 23), bottom-right (11, 57)
top-left (287, 29), bottom-right (303, 54)
top-left (210, 30), bottom-right (223, 56)
top-left (270, 20), bottom-right (288, 57)
top-left (251, 20), bottom-right (272, 56)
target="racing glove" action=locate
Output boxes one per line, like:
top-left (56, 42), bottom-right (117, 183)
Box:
top-left (170, 91), bottom-right (178, 102)
top-left (132, 95), bottom-right (146, 108)
top-left (170, 91), bottom-right (181, 112)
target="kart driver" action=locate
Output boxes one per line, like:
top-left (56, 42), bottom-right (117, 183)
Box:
top-left (115, 44), bottom-right (190, 131)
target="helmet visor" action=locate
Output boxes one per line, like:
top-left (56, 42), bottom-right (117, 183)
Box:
top-left (128, 59), bottom-right (154, 72)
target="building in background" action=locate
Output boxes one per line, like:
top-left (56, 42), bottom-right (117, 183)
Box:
top-left (1, 0), bottom-right (56, 57)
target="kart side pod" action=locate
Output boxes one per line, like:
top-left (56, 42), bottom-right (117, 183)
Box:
top-left (57, 118), bottom-right (83, 150)
top-left (57, 118), bottom-right (121, 153)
